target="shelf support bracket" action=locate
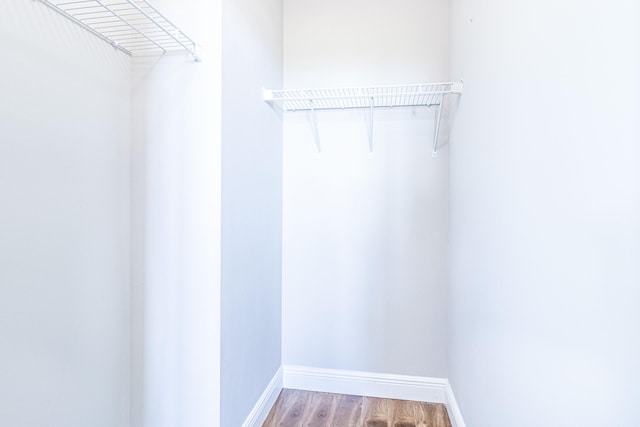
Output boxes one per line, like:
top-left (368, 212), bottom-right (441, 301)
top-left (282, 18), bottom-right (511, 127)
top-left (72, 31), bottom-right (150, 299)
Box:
top-left (368, 96), bottom-right (374, 155)
top-left (309, 100), bottom-right (321, 153)
top-left (432, 94), bottom-right (445, 158)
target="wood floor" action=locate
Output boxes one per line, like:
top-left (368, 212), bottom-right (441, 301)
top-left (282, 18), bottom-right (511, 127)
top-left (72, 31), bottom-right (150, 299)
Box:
top-left (262, 389), bottom-right (452, 427)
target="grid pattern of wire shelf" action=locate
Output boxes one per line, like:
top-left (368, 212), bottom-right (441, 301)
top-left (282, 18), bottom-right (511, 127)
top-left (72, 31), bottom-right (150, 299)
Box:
top-left (263, 82), bottom-right (461, 111)
top-left (36, 0), bottom-right (198, 59)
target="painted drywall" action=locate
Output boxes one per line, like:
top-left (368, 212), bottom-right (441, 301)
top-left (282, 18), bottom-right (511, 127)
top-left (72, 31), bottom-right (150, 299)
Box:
top-left (130, 1), bottom-right (221, 426)
top-left (0, 1), bottom-right (130, 426)
top-left (449, 0), bottom-right (640, 425)
top-left (219, 0), bottom-right (283, 425)
top-left (282, 0), bottom-right (450, 378)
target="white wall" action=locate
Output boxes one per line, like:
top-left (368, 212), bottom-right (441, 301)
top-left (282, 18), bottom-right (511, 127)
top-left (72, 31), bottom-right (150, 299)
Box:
top-left (449, 1), bottom-right (640, 425)
top-left (219, 0), bottom-right (283, 425)
top-left (282, 0), bottom-right (450, 378)
top-left (0, 1), bottom-right (130, 426)
top-left (130, 1), bottom-right (221, 426)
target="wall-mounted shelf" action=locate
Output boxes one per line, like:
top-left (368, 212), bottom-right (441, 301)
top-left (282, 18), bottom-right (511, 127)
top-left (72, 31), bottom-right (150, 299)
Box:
top-left (34, 0), bottom-right (200, 61)
top-left (264, 82), bottom-right (463, 157)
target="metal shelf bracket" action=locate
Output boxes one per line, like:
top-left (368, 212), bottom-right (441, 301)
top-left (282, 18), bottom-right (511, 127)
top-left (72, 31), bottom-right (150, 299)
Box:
top-left (368, 96), bottom-right (374, 155)
top-left (432, 94), bottom-right (445, 158)
top-left (310, 100), bottom-right (321, 153)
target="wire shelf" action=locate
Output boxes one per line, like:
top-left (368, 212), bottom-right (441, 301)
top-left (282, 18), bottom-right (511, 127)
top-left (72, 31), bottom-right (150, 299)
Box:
top-left (36, 0), bottom-right (199, 59)
top-left (263, 82), bottom-right (462, 111)
top-left (264, 82), bottom-right (463, 157)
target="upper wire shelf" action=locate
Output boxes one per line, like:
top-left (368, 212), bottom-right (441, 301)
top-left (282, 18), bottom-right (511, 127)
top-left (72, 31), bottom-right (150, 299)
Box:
top-left (264, 82), bottom-right (463, 157)
top-left (35, 0), bottom-right (199, 60)
top-left (263, 82), bottom-right (462, 111)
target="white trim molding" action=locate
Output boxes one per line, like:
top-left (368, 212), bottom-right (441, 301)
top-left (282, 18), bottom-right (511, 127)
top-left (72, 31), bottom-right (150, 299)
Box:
top-left (241, 366), bottom-right (283, 427)
top-left (283, 365), bottom-right (446, 404)
top-left (282, 365), bottom-right (465, 427)
top-left (445, 382), bottom-right (466, 427)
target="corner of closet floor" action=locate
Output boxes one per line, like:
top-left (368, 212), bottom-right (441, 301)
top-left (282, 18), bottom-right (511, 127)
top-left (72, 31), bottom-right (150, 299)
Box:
top-left (243, 365), bottom-right (466, 427)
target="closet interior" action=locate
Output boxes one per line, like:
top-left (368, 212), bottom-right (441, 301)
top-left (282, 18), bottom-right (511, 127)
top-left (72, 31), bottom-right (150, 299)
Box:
top-left (2, 0), bottom-right (639, 426)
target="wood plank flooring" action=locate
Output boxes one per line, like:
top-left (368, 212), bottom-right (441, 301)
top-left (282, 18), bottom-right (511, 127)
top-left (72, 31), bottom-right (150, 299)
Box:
top-left (262, 389), bottom-right (452, 427)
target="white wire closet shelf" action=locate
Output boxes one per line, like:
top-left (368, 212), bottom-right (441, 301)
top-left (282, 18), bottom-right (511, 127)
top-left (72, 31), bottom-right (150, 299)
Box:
top-left (35, 0), bottom-right (199, 60)
top-left (264, 82), bottom-right (461, 111)
top-left (264, 82), bottom-right (463, 157)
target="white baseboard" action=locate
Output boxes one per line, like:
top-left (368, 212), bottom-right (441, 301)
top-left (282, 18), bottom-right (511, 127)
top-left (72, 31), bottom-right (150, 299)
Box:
top-left (282, 365), bottom-right (466, 427)
top-left (445, 382), bottom-right (466, 427)
top-left (283, 365), bottom-right (447, 404)
top-left (241, 366), bottom-right (283, 427)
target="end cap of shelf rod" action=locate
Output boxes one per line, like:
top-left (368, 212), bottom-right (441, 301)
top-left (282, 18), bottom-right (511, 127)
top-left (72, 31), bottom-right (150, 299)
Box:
top-left (263, 88), bottom-right (275, 101)
top-left (452, 80), bottom-right (464, 94)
